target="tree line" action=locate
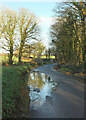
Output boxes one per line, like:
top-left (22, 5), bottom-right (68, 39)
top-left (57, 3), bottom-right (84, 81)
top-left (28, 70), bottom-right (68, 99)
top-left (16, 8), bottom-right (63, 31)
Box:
top-left (50, 1), bottom-right (86, 70)
top-left (0, 7), bottom-right (45, 64)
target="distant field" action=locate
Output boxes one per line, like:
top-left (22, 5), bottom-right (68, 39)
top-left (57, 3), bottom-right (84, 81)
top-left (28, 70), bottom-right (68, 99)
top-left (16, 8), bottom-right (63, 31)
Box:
top-left (0, 53), bottom-right (55, 63)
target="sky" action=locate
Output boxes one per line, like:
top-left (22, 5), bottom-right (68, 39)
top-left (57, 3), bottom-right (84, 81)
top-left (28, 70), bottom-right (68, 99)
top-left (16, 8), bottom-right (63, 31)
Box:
top-left (0, 2), bottom-right (58, 48)
top-left (1, 0), bottom-right (81, 49)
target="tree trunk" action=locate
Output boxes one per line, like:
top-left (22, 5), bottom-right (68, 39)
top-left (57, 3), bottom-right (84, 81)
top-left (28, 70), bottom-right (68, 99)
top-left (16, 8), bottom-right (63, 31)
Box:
top-left (46, 54), bottom-right (47, 59)
top-left (9, 48), bottom-right (13, 65)
top-left (34, 53), bottom-right (35, 58)
top-left (19, 51), bottom-right (22, 64)
top-left (18, 46), bottom-right (23, 64)
top-left (82, 18), bottom-right (86, 62)
top-left (9, 41), bottom-right (13, 65)
top-left (29, 52), bottom-right (30, 58)
top-left (55, 52), bottom-right (57, 62)
top-left (18, 40), bottom-right (24, 64)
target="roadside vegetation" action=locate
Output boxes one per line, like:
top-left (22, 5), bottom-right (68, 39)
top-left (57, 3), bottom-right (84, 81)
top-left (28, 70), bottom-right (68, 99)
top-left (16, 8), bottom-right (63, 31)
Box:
top-left (0, 1), bottom-right (86, 119)
top-left (2, 66), bottom-right (29, 118)
top-left (0, 6), bottom-right (55, 119)
top-left (50, 1), bottom-right (86, 77)
top-left (2, 59), bottom-right (55, 119)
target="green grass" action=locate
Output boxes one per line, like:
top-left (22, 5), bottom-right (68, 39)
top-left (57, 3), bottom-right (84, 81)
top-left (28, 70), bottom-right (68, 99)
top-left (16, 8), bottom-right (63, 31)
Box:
top-left (2, 66), bottom-right (29, 118)
top-left (2, 60), bottom-right (45, 119)
top-left (2, 57), bottom-right (56, 118)
top-left (61, 67), bottom-right (69, 71)
top-left (1, 54), bottom-right (55, 63)
top-left (58, 63), bottom-right (86, 74)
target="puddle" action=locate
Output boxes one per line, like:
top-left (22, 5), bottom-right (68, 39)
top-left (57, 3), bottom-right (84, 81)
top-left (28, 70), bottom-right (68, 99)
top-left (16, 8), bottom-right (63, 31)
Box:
top-left (28, 71), bottom-right (57, 110)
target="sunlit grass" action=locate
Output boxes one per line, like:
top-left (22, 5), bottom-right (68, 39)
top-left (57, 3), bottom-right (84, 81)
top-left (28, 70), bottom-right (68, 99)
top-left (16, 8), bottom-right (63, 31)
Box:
top-left (1, 54), bottom-right (55, 64)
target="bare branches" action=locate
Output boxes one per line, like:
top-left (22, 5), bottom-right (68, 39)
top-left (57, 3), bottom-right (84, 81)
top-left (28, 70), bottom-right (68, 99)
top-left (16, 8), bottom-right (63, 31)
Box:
top-left (0, 7), bottom-right (40, 64)
top-left (18, 8), bottom-right (39, 63)
top-left (0, 7), bottom-right (17, 64)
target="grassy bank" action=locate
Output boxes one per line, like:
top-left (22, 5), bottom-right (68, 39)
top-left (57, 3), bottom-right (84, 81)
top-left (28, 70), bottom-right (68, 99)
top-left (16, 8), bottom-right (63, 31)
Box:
top-left (2, 66), bottom-right (30, 118)
top-left (2, 59), bottom-right (55, 119)
top-left (53, 63), bottom-right (86, 79)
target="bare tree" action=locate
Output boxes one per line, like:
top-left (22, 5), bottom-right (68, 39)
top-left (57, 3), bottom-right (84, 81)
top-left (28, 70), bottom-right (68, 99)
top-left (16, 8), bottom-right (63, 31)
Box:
top-left (18, 8), bottom-right (39, 64)
top-left (0, 8), bottom-right (17, 64)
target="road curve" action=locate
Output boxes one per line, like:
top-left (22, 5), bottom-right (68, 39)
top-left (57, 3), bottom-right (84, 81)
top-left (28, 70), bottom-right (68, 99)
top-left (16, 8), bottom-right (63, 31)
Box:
top-left (28, 63), bottom-right (84, 118)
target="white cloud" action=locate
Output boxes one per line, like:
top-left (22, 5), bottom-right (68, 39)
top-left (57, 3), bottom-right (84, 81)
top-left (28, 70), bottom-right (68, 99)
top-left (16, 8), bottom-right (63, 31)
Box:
top-left (41, 34), bottom-right (50, 48)
top-left (38, 17), bottom-right (56, 48)
top-left (39, 17), bottom-right (56, 26)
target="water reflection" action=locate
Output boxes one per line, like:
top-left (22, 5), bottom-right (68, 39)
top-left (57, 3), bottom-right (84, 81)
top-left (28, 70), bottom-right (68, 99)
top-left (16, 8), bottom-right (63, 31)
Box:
top-left (28, 71), bottom-right (57, 109)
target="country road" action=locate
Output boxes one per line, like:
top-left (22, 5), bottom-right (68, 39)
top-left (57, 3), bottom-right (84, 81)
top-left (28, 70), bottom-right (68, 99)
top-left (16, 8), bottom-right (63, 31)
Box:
top-left (28, 63), bottom-right (84, 118)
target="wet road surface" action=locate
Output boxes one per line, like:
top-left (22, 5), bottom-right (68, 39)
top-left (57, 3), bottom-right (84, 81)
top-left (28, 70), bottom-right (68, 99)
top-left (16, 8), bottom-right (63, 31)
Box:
top-left (28, 63), bottom-right (84, 118)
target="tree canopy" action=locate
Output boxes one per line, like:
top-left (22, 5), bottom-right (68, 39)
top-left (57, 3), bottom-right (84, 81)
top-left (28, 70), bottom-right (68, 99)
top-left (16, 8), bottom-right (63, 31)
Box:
top-left (50, 1), bottom-right (86, 69)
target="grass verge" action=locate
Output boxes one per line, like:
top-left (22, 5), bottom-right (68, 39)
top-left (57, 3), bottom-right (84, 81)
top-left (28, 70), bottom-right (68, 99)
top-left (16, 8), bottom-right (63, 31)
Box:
top-left (2, 66), bottom-right (29, 118)
top-left (2, 59), bottom-right (56, 119)
top-left (53, 63), bottom-right (86, 80)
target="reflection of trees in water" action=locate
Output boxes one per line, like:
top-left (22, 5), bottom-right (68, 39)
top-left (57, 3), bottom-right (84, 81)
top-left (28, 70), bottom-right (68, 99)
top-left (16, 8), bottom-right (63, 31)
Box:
top-left (28, 72), bottom-right (46, 89)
